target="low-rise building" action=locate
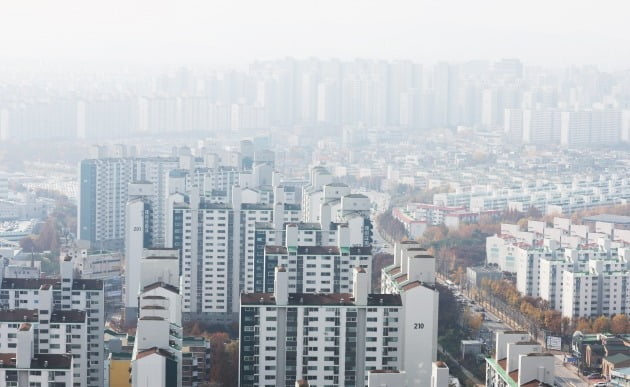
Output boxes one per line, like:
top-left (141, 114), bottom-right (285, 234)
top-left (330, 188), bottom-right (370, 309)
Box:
top-left (466, 265), bottom-right (503, 287)
top-left (610, 366), bottom-right (630, 386)
top-left (485, 331), bottom-right (555, 386)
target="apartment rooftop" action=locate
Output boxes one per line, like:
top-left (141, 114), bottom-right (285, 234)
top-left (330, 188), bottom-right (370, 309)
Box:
top-left (136, 347), bottom-right (174, 360)
top-left (297, 246), bottom-right (340, 255)
top-left (265, 245), bottom-right (288, 254)
top-left (386, 266), bottom-right (401, 275)
top-left (0, 278), bottom-right (103, 291)
top-left (142, 282), bottom-right (179, 294)
top-left (50, 310), bottom-right (86, 323)
top-left (0, 309), bottom-right (38, 322)
top-left (71, 279), bottom-right (103, 291)
top-left (241, 203), bottom-right (272, 211)
top-left (0, 353), bottom-right (72, 369)
top-left (241, 292), bottom-right (402, 307)
top-left (349, 246), bottom-right (372, 255)
top-left (401, 280), bottom-right (434, 292)
top-left (1, 278), bottom-right (57, 289)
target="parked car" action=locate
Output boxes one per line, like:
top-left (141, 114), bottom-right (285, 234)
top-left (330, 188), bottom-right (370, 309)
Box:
top-left (594, 383), bottom-right (608, 387)
top-left (587, 373), bottom-right (602, 379)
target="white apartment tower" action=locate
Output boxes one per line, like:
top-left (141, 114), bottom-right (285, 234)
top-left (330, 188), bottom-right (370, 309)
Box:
top-left (0, 322), bottom-right (74, 387)
top-left (490, 219), bottom-right (630, 319)
top-left (239, 267), bottom-right (403, 387)
top-left (261, 223), bottom-right (372, 294)
top-left (0, 255), bottom-right (105, 386)
top-left (79, 153), bottom-right (210, 250)
top-left (167, 180), bottom-right (302, 323)
top-left (381, 241), bottom-right (440, 386)
top-left (130, 248), bottom-right (184, 387)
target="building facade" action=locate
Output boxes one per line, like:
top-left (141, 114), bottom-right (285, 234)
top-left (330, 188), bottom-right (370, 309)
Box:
top-left (240, 267), bottom-right (402, 387)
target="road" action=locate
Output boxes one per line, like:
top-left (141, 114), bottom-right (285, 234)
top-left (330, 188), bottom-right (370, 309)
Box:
top-left (437, 344), bottom-right (483, 386)
top-left (363, 190), bottom-right (394, 255)
top-left (553, 355), bottom-right (587, 386)
top-left (437, 277), bottom-right (588, 387)
top-left (368, 192), bottom-right (589, 386)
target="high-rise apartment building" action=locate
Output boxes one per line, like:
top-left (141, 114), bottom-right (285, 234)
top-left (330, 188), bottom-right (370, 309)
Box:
top-left (78, 149), bottom-right (221, 249)
top-left (488, 219), bottom-right (630, 319)
top-left (560, 110), bottom-right (622, 147)
top-left (380, 241), bottom-right (439, 386)
top-left (130, 249), bottom-right (183, 387)
top-left (0, 256), bottom-right (105, 386)
top-left (79, 157), bottom-right (133, 250)
top-left (261, 224), bottom-right (372, 294)
top-left (240, 266), bottom-right (402, 387)
top-left (167, 185), bottom-right (297, 323)
top-left (0, 322), bottom-right (75, 387)
top-left (240, 240), bottom-right (441, 387)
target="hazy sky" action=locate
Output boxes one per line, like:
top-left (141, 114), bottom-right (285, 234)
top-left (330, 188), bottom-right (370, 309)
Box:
top-left (1, 0), bottom-right (629, 68)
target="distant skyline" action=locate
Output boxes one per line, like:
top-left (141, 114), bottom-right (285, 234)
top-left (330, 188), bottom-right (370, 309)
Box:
top-left (1, 0), bottom-right (629, 70)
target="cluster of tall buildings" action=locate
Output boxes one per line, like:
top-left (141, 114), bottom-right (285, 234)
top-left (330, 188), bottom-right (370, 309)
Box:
top-left (487, 217), bottom-right (630, 319)
top-left (3, 58), bottom-right (630, 146)
top-left (240, 241), bottom-right (441, 386)
top-left (76, 140), bottom-right (452, 386)
top-left (505, 108), bottom-right (628, 146)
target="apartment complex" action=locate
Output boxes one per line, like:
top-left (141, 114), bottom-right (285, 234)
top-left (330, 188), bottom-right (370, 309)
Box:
top-left (433, 176), bottom-right (630, 215)
top-left (0, 256), bottom-right (105, 386)
top-left (0, 322), bottom-right (74, 387)
top-left (239, 239), bottom-right (442, 387)
top-left (240, 266), bottom-right (402, 387)
top-left (505, 108), bottom-right (622, 147)
top-left (392, 203), bottom-right (500, 237)
top-left (166, 185), bottom-right (298, 324)
top-left (162, 165), bottom-right (374, 325)
top-left (260, 221), bottom-right (372, 295)
top-left (78, 143), bottom-right (264, 251)
top-left (487, 218), bottom-right (630, 319)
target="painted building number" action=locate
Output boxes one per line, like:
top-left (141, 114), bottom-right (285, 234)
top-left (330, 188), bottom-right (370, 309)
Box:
top-left (133, 226), bottom-right (142, 231)
top-left (413, 323), bottom-right (424, 330)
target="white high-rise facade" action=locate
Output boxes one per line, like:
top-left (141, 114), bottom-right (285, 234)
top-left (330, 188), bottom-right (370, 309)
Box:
top-left (381, 241), bottom-right (440, 386)
top-left (489, 218), bottom-right (630, 319)
top-left (0, 321), bottom-right (74, 386)
top-left (167, 184), bottom-right (299, 323)
top-left (130, 248), bottom-right (183, 387)
top-left (240, 267), bottom-right (403, 387)
top-left (78, 151), bottom-right (207, 250)
top-left (0, 256), bottom-right (104, 386)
